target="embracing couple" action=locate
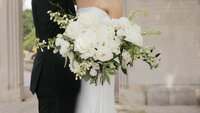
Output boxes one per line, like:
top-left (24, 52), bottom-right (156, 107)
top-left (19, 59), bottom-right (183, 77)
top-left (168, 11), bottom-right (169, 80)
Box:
top-left (30, 0), bottom-right (122, 113)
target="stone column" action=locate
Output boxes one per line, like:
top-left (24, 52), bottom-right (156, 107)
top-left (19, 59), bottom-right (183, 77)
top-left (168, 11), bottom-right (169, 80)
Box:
top-left (0, 0), bottom-right (24, 102)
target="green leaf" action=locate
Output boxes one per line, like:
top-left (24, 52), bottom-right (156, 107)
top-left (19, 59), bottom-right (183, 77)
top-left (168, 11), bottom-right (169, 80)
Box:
top-left (64, 56), bottom-right (68, 68)
top-left (154, 64), bottom-right (159, 69)
top-left (155, 53), bottom-right (161, 57)
top-left (102, 74), bottom-right (106, 83)
top-left (108, 71), bottom-right (117, 75)
top-left (106, 75), bottom-right (111, 85)
top-left (121, 67), bottom-right (128, 75)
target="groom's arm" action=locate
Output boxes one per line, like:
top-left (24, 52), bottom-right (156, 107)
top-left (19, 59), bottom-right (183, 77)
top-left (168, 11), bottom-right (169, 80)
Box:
top-left (31, 0), bottom-right (66, 39)
top-left (32, 0), bottom-right (40, 38)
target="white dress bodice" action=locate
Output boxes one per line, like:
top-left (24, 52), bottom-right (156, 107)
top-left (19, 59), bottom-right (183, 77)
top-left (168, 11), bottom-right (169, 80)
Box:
top-left (77, 7), bottom-right (108, 18)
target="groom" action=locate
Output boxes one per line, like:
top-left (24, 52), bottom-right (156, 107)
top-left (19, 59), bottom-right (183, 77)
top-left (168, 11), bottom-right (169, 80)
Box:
top-left (30, 0), bottom-right (80, 113)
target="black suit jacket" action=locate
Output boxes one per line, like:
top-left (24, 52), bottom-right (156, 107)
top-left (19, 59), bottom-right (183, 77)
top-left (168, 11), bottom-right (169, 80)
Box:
top-left (30, 0), bottom-right (80, 96)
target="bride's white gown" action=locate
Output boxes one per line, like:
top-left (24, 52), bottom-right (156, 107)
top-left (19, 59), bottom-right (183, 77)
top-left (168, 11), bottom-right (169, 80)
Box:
top-left (75, 7), bottom-right (117, 113)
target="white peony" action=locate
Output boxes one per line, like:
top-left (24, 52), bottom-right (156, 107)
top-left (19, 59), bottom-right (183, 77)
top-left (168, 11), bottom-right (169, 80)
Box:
top-left (74, 31), bottom-right (97, 59)
top-left (64, 21), bottom-right (84, 39)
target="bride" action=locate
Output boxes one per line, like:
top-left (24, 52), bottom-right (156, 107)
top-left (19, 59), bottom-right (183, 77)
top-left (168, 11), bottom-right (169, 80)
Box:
top-left (74, 0), bottom-right (122, 113)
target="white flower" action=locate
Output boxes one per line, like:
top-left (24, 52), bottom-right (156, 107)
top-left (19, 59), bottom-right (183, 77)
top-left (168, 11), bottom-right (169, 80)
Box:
top-left (81, 61), bottom-right (92, 70)
top-left (110, 36), bottom-right (121, 55)
top-left (90, 68), bottom-right (97, 76)
top-left (122, 51), bottom-right (132, 63)
top-left (74, 31), bottom-right (96, 59)
top-left (64, 21), bottom-right (84, 39)
top-left (118, 17), bottom-right (132, 28)
top-left (92, 62), bottom-right (100, 70)
top-left (110, 18), bottom-right (121, 30)
top-left (77, 11), bottom-right (100, 30)
top-left (94, 47), bottom-right (113, 62)
top-left (56, 39), bottom-right (70, 57)
top-left (117, 23), bottom-right (143, 46)
top-left (67, 52), bottom-right (74, 61)
top-left (55, 38), bottom-right (64, 46)
top-left (59, 48), bottom-right (68, 57)
top-left (132, 24), bottom-right (142, 33)
top-left (69, 60), bottom-right (81, 73)
top-left (124, 27), bottom-right (143, 46)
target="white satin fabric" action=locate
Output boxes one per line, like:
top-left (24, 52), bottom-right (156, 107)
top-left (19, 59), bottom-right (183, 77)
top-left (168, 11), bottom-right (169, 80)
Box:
top-left (75, 7), bottom-right (117, 113)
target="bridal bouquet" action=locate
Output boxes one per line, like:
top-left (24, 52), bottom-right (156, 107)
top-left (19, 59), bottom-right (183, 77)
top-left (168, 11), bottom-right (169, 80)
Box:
top-left (36, 8), bottom-right (161, 85)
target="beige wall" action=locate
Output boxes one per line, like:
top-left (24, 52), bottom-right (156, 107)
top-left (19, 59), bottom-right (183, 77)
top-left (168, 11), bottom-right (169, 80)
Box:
top-left (119, 0), bottom-right (200, 105)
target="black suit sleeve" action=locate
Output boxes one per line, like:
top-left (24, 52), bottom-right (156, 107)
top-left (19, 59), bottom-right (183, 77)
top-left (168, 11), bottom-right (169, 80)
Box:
top-left (32, 0), bottom-right (40, 38)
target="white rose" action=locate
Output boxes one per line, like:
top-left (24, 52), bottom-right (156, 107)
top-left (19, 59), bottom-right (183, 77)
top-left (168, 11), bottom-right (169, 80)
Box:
top-left (94, 47), bottom-right (113, 62)
top-left (77, 11), bottom-right (100, 30)
top-left (124, 27), bottom-right (143, 46)
top-left (74, 31), bottom-right (96, 59)
top-left (90, 68), bottom-right (97, 76)
top-left (64, 21), bottom-right (84, 39)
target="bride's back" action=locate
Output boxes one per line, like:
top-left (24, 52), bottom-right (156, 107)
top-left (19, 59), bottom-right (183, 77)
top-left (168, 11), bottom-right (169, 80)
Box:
top-left (75, 0), bottom-right (122, 18)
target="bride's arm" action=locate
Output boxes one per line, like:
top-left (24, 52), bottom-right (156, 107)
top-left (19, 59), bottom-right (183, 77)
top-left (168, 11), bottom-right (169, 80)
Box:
top-left (107, 0), bottom-right (122, 18)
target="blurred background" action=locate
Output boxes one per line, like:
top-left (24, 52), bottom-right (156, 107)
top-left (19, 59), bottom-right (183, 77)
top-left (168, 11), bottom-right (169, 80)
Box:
top-left (0, 0), bottom-right (200, 113)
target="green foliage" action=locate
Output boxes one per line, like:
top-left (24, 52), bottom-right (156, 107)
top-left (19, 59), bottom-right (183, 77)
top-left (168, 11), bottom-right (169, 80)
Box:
top-left (142, 29), bottom-right (162, 39)
top-left (129, 9), bottom-right (149, 23)
top-left (23, 9), bottom-right (34, 37)
top-left (23, 9), bottom-right (37, 51)
top-left (24, 28), bottom-right (36, 51)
